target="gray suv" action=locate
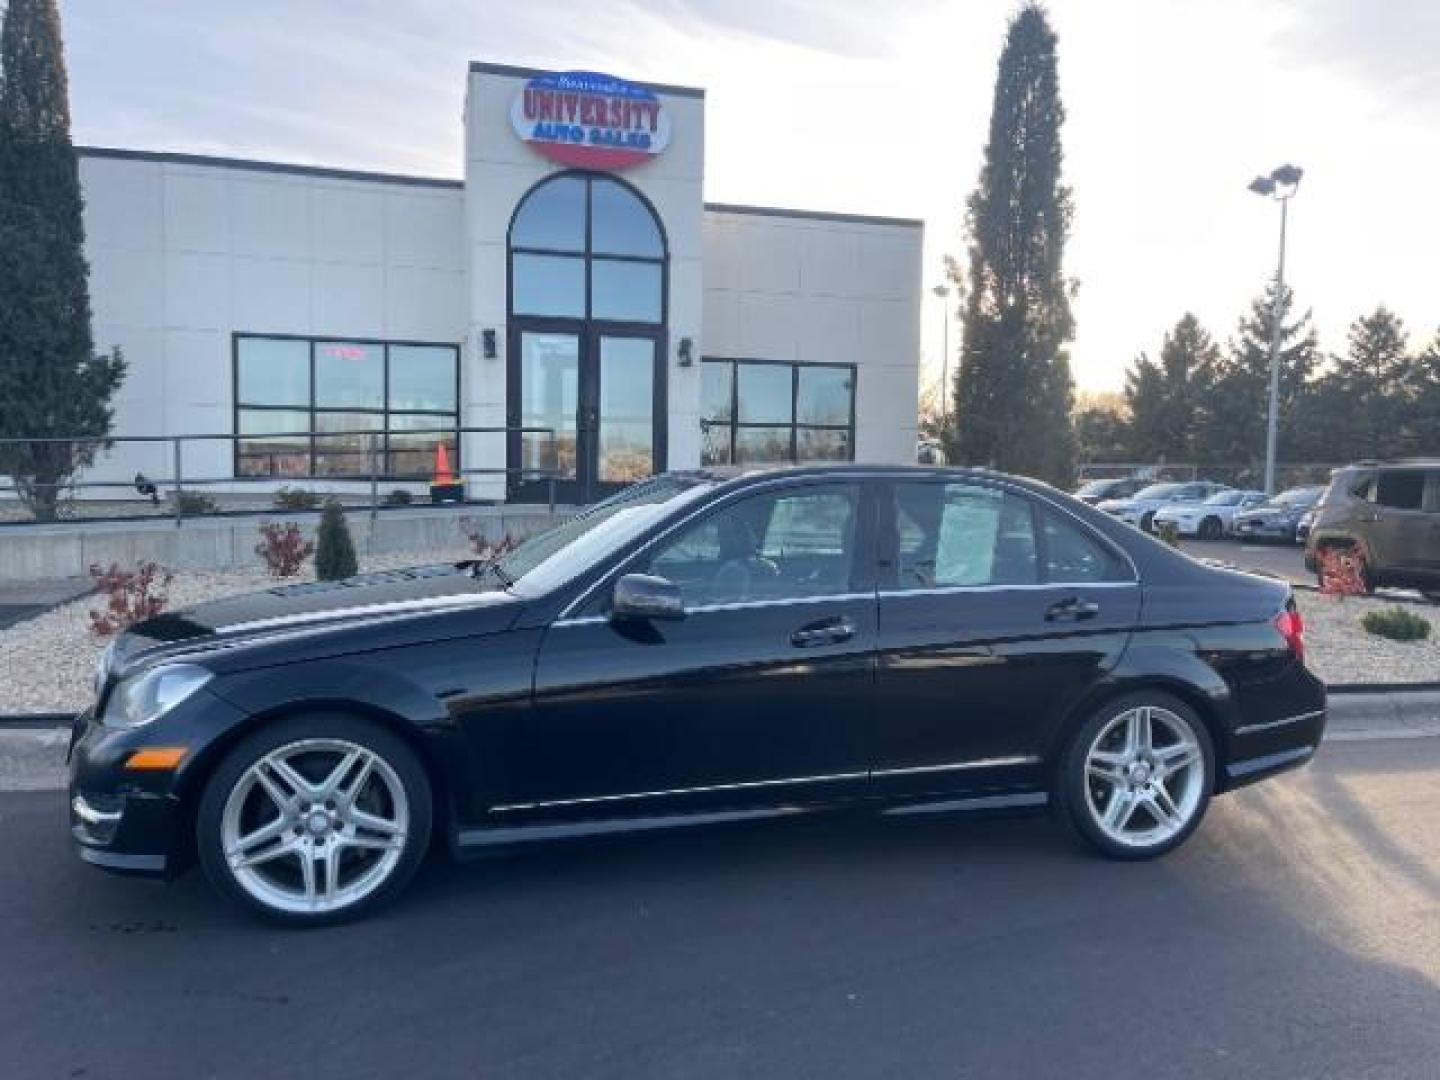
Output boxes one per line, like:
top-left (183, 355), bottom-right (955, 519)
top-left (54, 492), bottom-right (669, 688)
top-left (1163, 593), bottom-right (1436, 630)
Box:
top-left (1304, 461), bottom-right (1440, 599)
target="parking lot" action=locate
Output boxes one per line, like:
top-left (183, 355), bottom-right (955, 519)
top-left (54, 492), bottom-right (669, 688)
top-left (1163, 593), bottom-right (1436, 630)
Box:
top-left (4, 735), bottom-right (1440, 1080)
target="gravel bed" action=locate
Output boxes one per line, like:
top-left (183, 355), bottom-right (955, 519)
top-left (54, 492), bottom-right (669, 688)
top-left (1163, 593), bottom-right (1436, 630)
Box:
top-left (1, 568), bottom-right (1435, 715)
top-left (0, 548), bottom-right (470, 715)
top-left (1295, 592), bottom-right (1439, 686)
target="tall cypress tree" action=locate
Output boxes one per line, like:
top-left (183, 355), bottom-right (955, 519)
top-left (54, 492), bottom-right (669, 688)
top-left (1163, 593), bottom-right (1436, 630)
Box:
top-left (0, 0), bottom-right (125, 520)
top-left (950, 3), bottom-right (1076, 485)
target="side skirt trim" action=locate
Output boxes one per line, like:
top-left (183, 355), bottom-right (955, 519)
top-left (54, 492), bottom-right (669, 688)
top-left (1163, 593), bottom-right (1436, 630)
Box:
top-left (1234, 709), bottom-right (1325, 737)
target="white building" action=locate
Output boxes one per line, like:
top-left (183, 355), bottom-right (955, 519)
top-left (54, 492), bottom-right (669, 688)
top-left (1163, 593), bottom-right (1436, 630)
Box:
top-left (77, 63), bottom-right (923, 504)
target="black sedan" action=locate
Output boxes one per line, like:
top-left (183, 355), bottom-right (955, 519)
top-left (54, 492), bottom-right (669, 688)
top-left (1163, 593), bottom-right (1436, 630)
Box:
top-left (70, 466), bottom-right (1326, 924)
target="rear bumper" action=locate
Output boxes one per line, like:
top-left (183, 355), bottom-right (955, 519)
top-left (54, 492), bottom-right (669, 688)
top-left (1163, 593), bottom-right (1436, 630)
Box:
top-left (1220, 697), bottom-right (1327, 793)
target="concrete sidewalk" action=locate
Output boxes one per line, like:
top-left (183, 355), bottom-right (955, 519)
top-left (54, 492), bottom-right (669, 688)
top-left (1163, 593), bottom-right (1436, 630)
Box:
top-left (6, 691), bottom-right (1438, 794)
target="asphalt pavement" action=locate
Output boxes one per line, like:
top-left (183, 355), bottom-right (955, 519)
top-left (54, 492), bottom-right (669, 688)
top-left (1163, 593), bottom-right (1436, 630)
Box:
top-left (2, 736), bottom-right (1438, 1079)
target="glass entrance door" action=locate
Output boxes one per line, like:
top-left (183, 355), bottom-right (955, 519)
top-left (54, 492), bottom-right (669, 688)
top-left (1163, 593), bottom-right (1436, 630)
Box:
top-left (510, 325), bottom-right (662, 504)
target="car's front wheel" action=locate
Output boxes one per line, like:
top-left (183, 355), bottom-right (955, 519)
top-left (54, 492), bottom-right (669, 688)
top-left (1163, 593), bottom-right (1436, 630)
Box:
top-left (1057, 694), bottom-right (1214, 860)
top-left (196, 714), bottom-right (432, 925)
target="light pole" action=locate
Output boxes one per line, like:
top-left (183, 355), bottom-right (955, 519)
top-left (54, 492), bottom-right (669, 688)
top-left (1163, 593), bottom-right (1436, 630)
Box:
top-left (1248, 163), bottom-right (1303, 494)
top-left (932, 284), bottom-right (951, 430)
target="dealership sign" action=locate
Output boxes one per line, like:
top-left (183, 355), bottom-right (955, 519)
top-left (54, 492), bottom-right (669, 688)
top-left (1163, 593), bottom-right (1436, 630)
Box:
top-left (510, 71), bottom-right (671, 170)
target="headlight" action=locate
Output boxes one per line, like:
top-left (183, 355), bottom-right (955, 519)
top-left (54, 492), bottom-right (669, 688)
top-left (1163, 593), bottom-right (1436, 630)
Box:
top-left (102, 664), bottom-right (212, 729)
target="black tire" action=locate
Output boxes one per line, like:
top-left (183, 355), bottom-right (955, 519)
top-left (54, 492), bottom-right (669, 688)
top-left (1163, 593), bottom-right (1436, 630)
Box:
top-left (1140, 512), bottom-right (1156, 533)
top-left (1055, 692), bottom-right (1215, 861)
top-left (1198, 517), bottom-right (1223, 542)
top-left (196, 713), bottom-right (432, 926)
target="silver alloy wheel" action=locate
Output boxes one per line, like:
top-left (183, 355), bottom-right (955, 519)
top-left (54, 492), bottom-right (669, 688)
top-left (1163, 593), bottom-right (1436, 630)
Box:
top-left (1082, 706), bottom-right (1204, 849)
top-left (220, 738), bottom-right (409, 915)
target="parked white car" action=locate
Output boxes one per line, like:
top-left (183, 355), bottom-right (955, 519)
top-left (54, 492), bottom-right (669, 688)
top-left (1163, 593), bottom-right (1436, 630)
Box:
top-left (1097, 481), bottom-right (1231, 532)
top-left (1153, 489), bottom-right (1268, 540)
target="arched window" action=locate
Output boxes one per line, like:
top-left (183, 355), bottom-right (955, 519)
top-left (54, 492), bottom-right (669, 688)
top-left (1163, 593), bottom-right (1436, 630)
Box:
top-left (509, 173), bottom-right (666, 324)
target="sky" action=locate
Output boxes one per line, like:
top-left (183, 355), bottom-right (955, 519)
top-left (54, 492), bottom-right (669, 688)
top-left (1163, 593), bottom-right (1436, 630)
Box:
top-left (52, 0), bottom-right (1440, 393)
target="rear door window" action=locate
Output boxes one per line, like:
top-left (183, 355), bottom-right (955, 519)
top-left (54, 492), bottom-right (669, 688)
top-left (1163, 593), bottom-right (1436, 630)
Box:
top-left (1039, 510), bottom-right (1132, 583)
top-left (894, 483), bottom-right (1038, 589)
top-left (1374, 470), bottom-right (1426, 511)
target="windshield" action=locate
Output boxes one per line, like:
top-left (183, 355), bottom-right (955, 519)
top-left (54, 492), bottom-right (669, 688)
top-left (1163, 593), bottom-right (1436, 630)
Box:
top-left (494, 476), bottom-right (715, 596)
top-left (1133, 483), bottom-right (1181, 500)
top-left (1268, 486), bottom-right (1322, 508)
top-left (1202, 491), bottom-right (1245, 506)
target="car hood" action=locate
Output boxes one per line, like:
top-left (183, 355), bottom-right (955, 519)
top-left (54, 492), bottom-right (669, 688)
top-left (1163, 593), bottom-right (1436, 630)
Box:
top-left (107, 563), bottom-right (523, 678)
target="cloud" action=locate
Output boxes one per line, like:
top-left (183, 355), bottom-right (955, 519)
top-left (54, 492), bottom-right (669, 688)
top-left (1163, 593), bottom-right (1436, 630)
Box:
top-left (1272, 0), bottom-right (1440, 108)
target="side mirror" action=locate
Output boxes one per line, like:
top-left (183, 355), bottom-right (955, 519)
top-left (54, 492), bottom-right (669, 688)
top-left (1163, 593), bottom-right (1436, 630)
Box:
top-left (611, 573), bottom-right (685, 622)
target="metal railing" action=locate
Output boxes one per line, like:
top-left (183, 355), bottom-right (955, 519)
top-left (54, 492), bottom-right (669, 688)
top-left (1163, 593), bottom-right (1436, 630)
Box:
top-left (0, 425), bottom-right (562, 525)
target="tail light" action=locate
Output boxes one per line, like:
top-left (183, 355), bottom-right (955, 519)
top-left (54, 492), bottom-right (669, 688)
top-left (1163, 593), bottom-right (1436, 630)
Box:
top-left (1275, 607), bottom-right (1305, 663)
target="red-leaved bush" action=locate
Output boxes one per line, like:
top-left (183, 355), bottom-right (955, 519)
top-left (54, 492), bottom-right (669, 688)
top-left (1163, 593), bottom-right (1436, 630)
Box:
top-left (1317, 546), bottom-right (1368, 599)
top-left (88, 562), bottom-right (174, 638)
top-left (256, 521), bottom-right (315, 578)
top-left (461, 520), bottom-right (518, 560)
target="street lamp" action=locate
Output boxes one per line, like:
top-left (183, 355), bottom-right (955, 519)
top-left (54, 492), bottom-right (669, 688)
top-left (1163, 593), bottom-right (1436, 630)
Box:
top-left (1248, 162), bottom-right (1303, 494)
top-left (932, 283), bottom-right (951, 428)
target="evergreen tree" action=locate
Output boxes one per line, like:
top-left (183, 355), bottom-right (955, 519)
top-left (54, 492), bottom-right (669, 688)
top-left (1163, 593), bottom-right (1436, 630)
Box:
top-left (1403, 331), bottom-right (1440, 454)
top-left (1122, 313), bottom-right (1218, 461)
top-left (1192, 283), bottom-right (1317, 467)
top-left (314, 499), bottom-right (359, 581)
top-left (1326, 306), bottom-right (1414, 460)
top-left (950, 4), bottom-right (1076, 485)
top-left (0, 0), bottom-right (125, 520)
top-left (1073, 393), bottom-right (1129, 464)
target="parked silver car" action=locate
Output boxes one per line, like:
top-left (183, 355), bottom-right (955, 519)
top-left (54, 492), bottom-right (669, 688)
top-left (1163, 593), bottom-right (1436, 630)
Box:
top-left (1097, 481), bottom-right (1232, 533)
top-left (1153, 489), bottom-right (1268, 540)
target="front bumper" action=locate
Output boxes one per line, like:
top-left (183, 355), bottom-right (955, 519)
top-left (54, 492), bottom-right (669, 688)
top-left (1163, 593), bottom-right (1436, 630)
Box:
top-left (68, 689), bottom-right (246, 878)
top-left (1234, 519), bottom-right (1300, 541)
top-left (1154, 516), bottom-right (1202, 536)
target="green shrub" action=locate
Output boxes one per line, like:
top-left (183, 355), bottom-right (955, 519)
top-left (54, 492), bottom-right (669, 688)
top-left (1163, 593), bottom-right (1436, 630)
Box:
top-left (274, 486), bottom-right (322, 511)
top-left (172, 490), bottom-right (219, 515)
top-left (1360, 607), bottom-right (1431, 642)
top-left (1155, 521), bottom-right (1181, 548)
top-left (384, 488), bottom-right (414, 506)
top-left (315, 499), bottom-right (358, 581)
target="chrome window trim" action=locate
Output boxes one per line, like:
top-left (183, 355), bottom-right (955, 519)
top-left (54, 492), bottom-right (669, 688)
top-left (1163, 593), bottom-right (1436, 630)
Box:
top-left (1233, 709), bottom-right (1325, 737)
top-left (491, 769), bottom-right (869, 813)
top-left (877, 581), bottom-right (1138, 600)
top-left (556, 470), bottom-right (1139, 620)
top-left (558, 474), bottom-right (884, 619)
top-left (551, 591), bottom-right (875, 628)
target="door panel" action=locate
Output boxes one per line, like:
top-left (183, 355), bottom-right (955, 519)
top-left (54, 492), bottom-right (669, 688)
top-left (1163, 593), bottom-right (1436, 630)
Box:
top-left (514, 328), bottom-right (581, 501)
top-left (594, 334), bottom-right (658, 492)
top-left (871, 480), bottom-right (1140, 798)
top-left (493, 481), bottom-right (877, 817)
top-left (509, 323), bottom-right (662, 503)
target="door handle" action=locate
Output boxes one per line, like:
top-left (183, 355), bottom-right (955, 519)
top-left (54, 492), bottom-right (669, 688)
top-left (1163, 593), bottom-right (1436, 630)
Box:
top-left (790, 616), bottom-right (856, 648)
top-left (1045, 597), bottom-right (1099, 622)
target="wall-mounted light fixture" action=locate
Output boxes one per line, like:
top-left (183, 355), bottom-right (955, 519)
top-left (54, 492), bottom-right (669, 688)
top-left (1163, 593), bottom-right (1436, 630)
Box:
top-left (677, 336), bottom-right (694, 367)
top-left (481, 329), bottom-right (498, 360)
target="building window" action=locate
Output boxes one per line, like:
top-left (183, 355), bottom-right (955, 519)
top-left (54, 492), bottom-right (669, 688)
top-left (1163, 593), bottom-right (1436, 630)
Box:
top-left (700, 359), bottom-right (855, 466)
top-left (509, 173), bottom-right (665, 325)
top-left (234, 334), bottom-right (459, 479)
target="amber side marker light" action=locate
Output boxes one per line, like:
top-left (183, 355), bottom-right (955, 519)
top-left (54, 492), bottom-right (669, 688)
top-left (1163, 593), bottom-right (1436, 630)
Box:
top-left (125, 747), bottom-right (188, 771)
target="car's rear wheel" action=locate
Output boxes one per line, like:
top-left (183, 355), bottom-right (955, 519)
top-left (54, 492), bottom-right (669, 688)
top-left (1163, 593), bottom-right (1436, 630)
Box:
top-left (1140, 512), bottom-right (1156, 533)
top-left (1057, 694), bottom-right (1214, 860)
top-left (196, 714), bottom-right (432, 926)
top-left (1198, 516), bottom-right (1223, 541)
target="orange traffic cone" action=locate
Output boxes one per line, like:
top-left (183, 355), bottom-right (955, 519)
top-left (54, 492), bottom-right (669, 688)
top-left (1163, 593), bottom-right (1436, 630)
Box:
top-left (429, 441), bottom-right (463, 503)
